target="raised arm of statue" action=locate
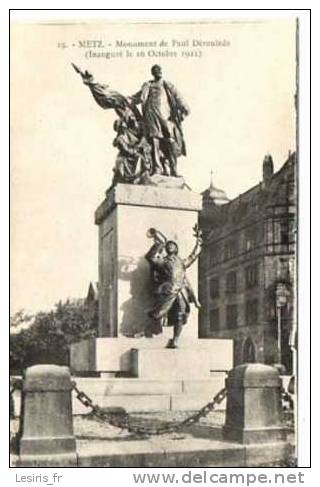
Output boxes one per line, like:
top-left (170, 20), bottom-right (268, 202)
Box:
top-left (145, 228), bottom-right (167, 268)
top-left (145, 242), bottom-right (166, 269)
top-left (183, 225), bottom-right (203, 269)
top-left (129, 90), bottom-right (142, 106)
top-left (72, 63), bottom-right (141, 125)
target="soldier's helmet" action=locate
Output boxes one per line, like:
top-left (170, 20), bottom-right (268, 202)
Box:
top-left (165, 240), bottom-right (178, 255)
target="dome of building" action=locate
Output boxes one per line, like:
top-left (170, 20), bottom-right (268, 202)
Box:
top-left (202, 171), bottom-right (229, 206)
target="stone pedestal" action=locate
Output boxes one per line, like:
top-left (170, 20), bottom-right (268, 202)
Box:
top-left (70, 336), bottom-right (233, 376)
top-left (223, 364), bottom-right (287, 444)
top-left (95, 183), bottom-right (202, 339)
top-left (18, 365), bottom-right (77, 466)
top-left (70, 183), bottom-right (234, 409)
top-left (131, 348), bottom-right (212, 379)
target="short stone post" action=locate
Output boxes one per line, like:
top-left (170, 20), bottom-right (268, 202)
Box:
top-left (223, 363), bottom-right (287, 444)
top-left (18, 364), bottom-right (77, 466)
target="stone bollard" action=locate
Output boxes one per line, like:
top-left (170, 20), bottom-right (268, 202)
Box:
top-left (18, 364), bottom-right (77, 467)
top-left (223, 363), bottom-right (287, 444)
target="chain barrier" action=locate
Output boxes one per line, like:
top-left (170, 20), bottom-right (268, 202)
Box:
top-left (281, 387), bottom-right (294, 411)
top-left (10, 375), bottom-right (293, 434)
top-left (72, 381), bottom-right (227, 436)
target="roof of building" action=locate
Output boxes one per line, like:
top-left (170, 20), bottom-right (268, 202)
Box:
top-left (201, 171), bottom-right (230, 206)
top-left (86, 282), bottom-right (99, 302)
top-left (201, 152), bottom-right (296, 242)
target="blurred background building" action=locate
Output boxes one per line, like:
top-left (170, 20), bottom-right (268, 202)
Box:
top-left (199, 152), bottom-right (296, 373)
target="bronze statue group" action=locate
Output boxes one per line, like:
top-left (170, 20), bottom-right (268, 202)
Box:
top-left (73, 63), bottom-right (189, 185)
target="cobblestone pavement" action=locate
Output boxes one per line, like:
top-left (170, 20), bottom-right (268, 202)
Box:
top-left (73, 410), bottom-right (226, 443)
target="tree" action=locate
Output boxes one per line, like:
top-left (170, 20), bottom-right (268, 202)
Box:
top-left (10, 299), bottom-right (98, 373)
top-left (10, 309), bottom-right (33, 329)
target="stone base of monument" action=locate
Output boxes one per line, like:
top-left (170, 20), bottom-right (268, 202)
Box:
top-left (138, 173), bottom-right (188, 189)
top-left (68, 183), bottom-right (233, 413)
top-left (70, 337), bottom-right (232, 376)
top-left (71, 375), bottom-right (227, 414)
top-left (70, 337), bottom-right (233, 413)
top-left (131, 348), bottom-right (213, 379)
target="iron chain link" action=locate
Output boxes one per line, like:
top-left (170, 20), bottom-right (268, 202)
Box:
top-left (72, 381), bottom-right (227, 436)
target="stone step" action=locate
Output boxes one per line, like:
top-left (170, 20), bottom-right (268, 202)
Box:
top-left (12, 376), bottom-right (227, 416)
top-left (182, 377), bottom-right (225, 393)
top-left (71, 391), bottom-right (226, 414)
top-left (75, 442), bottom-right (294, 468)
top-left (73, 375), bottom-right (226, 396)
top-left (171, 393), bottom-right (226, 412)
top-left (74, 378), bottom-right (183, 395)
top-left (132, 348), bottom-right (213, 379)
top-left (76, 440), bottom-right (293, 468)
top-left (12, 435), bottom-right (293, 468)
top-left (72, 393), bottom-right (171, 414)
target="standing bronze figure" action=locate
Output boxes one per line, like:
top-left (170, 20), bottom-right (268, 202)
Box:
top-left (130, 64), bottom-right (190, 177)
top-left (145, 225), bottom-right (202, 348)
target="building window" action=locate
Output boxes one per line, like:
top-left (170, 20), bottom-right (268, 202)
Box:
top-left (209, 277), bottom-right (219, 299)
top-left (226, 271), bottom-right (237, 294)
top-left (287, 181), bottom-right (296, 201)
top-left (245, 229), bottom-right (257, 252)
top-left (280, 221), bottom-right (289, 245)
top-left (209, 308), bottom-right (220, 331)
top-left (246, 299), bottom-right (259, 326)
top-left (278, 258), bottom-right (290, 282)
top-left (224, 240), bottom-right (238, 261)
top-left (245, 264), bottom-right (259, 288)
top-left (243, 337), bottom-right (256, 363)
top-left (265, 215), bottom-right (295, 252)
top-left (209, 245), bottom-right (220, 267)
top-left (226, 304), bottom-right (237, 329)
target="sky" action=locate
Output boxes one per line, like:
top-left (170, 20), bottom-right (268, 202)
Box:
top-left (10, 18), bottom-right (296, 314)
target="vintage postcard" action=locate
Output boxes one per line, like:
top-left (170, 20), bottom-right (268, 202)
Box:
top-left (10, 12), bottom-right (309, 471)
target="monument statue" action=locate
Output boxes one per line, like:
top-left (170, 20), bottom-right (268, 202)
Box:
top-left (145, 225), bottom-right (203, 348)
top-left (112, 119), bottom-right (152, 185)
top-left (73, 63), bottom-right (190, 184)
top-left (129, 64), bottom-right (190, 177)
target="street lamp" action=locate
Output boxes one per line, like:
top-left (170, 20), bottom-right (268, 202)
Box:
top-left (275, 283), bottom-right (289, 365)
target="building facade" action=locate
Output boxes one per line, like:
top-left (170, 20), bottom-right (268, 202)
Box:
top-left (199, 153), bottom-right (296, 373)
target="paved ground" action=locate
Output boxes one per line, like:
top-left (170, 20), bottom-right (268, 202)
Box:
top-left (75, 410), bottom-right (225, 441)
top-left (11, 410), bottom-right (295, 467)
top-left (11, 410), bottom-right (227, 452)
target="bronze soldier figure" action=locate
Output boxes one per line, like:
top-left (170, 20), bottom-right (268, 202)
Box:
top-left (145, 225), bottom-right (202, 348)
